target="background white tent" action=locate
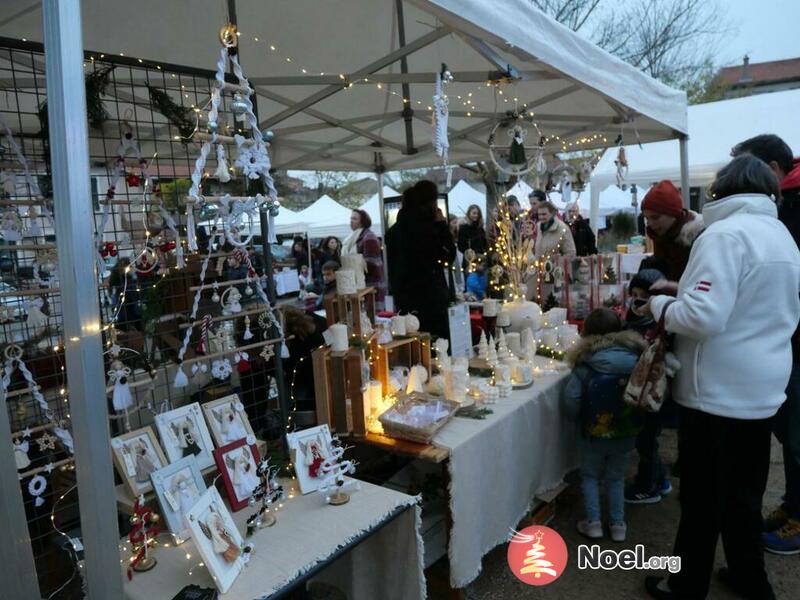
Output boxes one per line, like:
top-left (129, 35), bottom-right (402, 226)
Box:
top-left (273, 207), bottom-right (310, 236)
top-left (358, 186), bottom-right (400, 235)
top-left (591, 89), bottom-right (800, 223)
top-left (447, 180), bottom-right (487, 218)
top-left (294, 194), bottom-right (355, 239)
top-left (506, 180), bottom-right (534, 209)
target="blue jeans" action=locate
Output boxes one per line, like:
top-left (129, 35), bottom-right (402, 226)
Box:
top-left (774, 362), bottom-right (800, 517)
top-left (580, 437), bottom-right (635, 523)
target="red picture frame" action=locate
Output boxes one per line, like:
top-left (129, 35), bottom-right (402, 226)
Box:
top-left (212, 438), bottom-right (261, 512)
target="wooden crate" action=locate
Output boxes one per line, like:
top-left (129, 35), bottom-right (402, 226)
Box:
top-left (312, 345), bottom-right (370, 437)
top-left (372, 332), bottom-right (432, 396)
top-left (323, 287), bottom-right (377, 338)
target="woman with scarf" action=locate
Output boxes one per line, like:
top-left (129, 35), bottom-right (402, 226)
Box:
top-left (534, 200), bottom-right (577, 260)
top-left (342, 209), bottom-right (385, 307)
top-left (642, 180), bottom-right (704, 282)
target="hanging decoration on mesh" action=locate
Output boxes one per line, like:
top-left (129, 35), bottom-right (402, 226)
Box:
top-left (184, 23), bottom-right (279, 253)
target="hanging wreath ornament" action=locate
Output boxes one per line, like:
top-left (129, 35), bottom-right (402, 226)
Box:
top-left (487, 106), bottom-right (547, 177)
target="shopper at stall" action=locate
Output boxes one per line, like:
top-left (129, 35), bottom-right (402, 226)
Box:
top-left (641, 180), bottom-right (704, 282)
top-left (732, 133), bottom-right (800, 554)
top-left (564, 308), bottom-right (647, 543)
top-left (522, 189), bottom-right (546, 242)
top-left (291, 236), bottom-right (309, 273)
top-left (639, 155), bottom-right (800, 600)
top-left (282, 306), bottom-right (328, 411)
top-left (343, 209), bottom-right (385, 307)
top-left (566, 203), bottom-right (598, 256)
top-left (313, 236), bottom-right (341, 283)
top-left (305, 261), bottom-right (339, 310)
top-left (385, 180), bottom-right (456, 339)
top-left (465, 256), bottom-right (488, 301)
top-left (534, 200), bottom-right (577, 259)
top-left (457, 204), bottom-right (488, 263)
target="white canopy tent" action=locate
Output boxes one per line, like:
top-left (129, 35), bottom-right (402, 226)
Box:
top-left (506, 180), bottom-right (534, 209)
top-left (294, 194), bottom-right (354, 239)
top-left (447, 179), bottom-right (486, 217)
top-left (591, 89), bottom-right (800, 225)
top-left (0, 1), bottom-right (690, 595)
top-left (358, 186), bottom-right (400, 235)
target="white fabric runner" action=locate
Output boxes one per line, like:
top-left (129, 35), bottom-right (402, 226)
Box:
top-left (123, 480), bottom-right (424, 599)
top-left (433, 363), bottom-right (577, 587)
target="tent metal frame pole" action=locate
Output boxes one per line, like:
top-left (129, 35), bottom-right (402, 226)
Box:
top-left (679, 135), bottom-right (690, 208)
top-left (42, 0), bottom-right (124, 597)
top-left (395, 0), bottom-right (416, 155)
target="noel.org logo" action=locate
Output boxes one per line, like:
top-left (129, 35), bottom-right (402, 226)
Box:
top-left (506, 526), bottom-right (568, 586)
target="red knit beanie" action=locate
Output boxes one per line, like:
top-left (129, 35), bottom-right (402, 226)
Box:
top-left (642, 180), bottom-right (683, 218)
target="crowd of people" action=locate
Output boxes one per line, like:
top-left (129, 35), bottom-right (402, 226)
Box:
top-left (565, 134), bottom-right (800, 600)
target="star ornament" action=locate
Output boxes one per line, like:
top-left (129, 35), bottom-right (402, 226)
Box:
top-left (44, 462), bottom-right (55, 474)
top-left (37, 432), bottom-right (57, 452)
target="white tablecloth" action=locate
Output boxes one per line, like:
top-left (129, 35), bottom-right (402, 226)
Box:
top-left (123, 480), bottom-right (424, 600)
top-left (274, 270), bottom-right (300, 296)
top-left (432, 361), bottom-right (577, 587)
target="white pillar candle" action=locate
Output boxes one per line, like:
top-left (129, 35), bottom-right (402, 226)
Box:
top-left (336, 269), bottom-right (357, 295)
top-left (496, 309), bottom-right (511, 328)
top-left (368, 380), bottom-right (383, 416)
top-left (330, 323), bottom-right (350, 352)
top-left (341, 255), bottom-right (366, 289)
top-left (482, 298), bottom-right (498, 317)
top-left (540, 328), bottom-right (558, 349)
top-left (391, 315), bottom-right (407, 336)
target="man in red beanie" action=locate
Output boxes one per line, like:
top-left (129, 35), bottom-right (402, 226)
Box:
top-left (642, 180), bottom-right (704, 281)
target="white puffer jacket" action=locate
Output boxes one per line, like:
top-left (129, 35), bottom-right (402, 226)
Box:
top-left (650, 194), bottom-right (800, 419)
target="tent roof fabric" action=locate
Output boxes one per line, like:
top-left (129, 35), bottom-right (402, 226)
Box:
top-left (0, 0), bottom-right (686, 172)
top-left (592, 89), bottom-right (800, 190)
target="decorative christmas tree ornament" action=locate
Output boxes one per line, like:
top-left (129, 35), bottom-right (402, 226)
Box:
top-left (318, 438), bottom-right (360, 505)
top-left (134, 246), bottom-right (159, 275)
top-left (191, 362), bottom-right (211, 388)
top-left (487, 336), bottom-right (498, 366)
top-left (221, 286), bottom-right (243, 315)
top-left (234, 351), bottom-right (250, 373)
top-left (215, 144), bottom-right (231, 183)
top-left (0, 208), bottom-right (23, 241)
top-left (615, 145), bottom-right (629, 188)
top-left (262, 130), bottom-right (274, 143)
top-left (127, 495), bottom-right (160, 578)
top-left (211, 281), bottom-right (221, 304)
top-left (211, 359), bottom-right (233, 381)
top-left (245, 457), bottom-right (284, 536)
top-left (488, 107), bottom-right (544, 177)
top-left (230, 93), bottom-right (249, 118)
top-left (24, 297), bottom-right (48, 333)
top-left (477, 330), bottom-right (489, 360)
top-left (37, 431), bottom-right (57, 452)
top-left (14, 439), bottom-right (30, 470)
top-left (207, 120), bottom-right (219, 134)
top-left (432, 63), bottom-right (450, 173)
top-left (108, 356), bottom-right (134, 413)
top-left (28, 475), bottom-right (47, 507)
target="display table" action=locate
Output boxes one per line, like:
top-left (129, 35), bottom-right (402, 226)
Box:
top-left (432, 364), bottom-right (577, 587)
top-left (122, 480), bottom-right (424, 600)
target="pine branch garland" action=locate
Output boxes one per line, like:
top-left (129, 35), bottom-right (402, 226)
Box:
top-left (147, 85), bottom-right (195, 140)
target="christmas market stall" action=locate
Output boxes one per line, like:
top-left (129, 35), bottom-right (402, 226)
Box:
top-left (0, 0), bottom-right (686, 598)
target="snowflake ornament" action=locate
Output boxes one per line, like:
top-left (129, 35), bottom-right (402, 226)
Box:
top-left (234, 135), bottom-right (271, 180)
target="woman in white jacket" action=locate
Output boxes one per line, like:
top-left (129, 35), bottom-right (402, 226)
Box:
top-left (643, 156), bottom-right (800, 600)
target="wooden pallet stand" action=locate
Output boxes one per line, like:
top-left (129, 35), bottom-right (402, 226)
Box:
top-left (372, 332), bottom-right (432, 396)
top-left (323, 287), bottom-right (377, 338)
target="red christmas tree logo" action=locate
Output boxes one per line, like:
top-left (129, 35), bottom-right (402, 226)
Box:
top-left (507, 525), bottom-right (568, 586)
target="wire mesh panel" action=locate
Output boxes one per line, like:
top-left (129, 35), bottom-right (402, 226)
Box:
top-left (0, 38), bottom-right (287, 598)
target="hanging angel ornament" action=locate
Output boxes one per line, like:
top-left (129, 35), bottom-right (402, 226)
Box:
top-left (432, 63), bottom-right (451, 169)
top-left (488, 108), bottom-right (545, 177)
top-left (14, 439), bottom-right (31, 470)
top-left (508, 124), bottom-right (527, 165)
top-left (615, 143), bottom-right (629, 189)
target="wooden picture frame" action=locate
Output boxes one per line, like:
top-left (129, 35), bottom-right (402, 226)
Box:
top-left (154, 402), bottom-right (216, 470)
top-left (110, 426), bottom-right (169, 497)
top-left (286, 424), bottom-right (333, 495)
top-left (186, 487), bottom-right (246, 594)
top-left (202, 393), bottom-right (255, 448)
top-left (150, 455), bottom-right (206, 543)
top-left (213, 439), bottom-right (261, 512)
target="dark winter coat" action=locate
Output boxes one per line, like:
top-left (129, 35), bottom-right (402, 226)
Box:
top-left (568, 216), bottom-right (598, 256)
top-left (779, 158), bottom-right (800, 359)
top-left (457, 222), bottom-right (488, 256)
top-left (385, 210), bottom-right (456, 339)
top-left (646, 210), bottom-right (705, 281)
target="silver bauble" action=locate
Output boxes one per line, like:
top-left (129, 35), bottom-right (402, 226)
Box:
top-left (207, 121), bottom-right (218, 134)
top-left (262, 130), bottom-right (274, 143)
top-left (230, 93), bottom-right (248, 116)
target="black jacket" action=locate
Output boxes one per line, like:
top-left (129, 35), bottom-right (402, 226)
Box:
top-left (779, 165), bottom-right (800, 358)
top-left (457, 222), bottom-right (488, 255)
top-left (385, 211), bottom-right (456, 339)
top-left (569, 217), bottom-right (597, 256)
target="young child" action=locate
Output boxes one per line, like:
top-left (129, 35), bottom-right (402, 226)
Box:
top-left (465, 256), bottom-right (488, 300)
top-left (564, 308), bottom-right (646, 542)
top-left (624, 268), bottom-right (665, 338)
top-left (298, 264), bottom-right (311, 291)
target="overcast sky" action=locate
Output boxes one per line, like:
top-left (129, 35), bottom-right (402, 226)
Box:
top-left (719, 0), bottom-right (799, 65)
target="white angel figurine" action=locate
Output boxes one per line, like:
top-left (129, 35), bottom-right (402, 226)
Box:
top-left (226, 447), bottom-right (260, 500)
top-left (214, 403), bottom-right (248, 444)
top-left (166, 473), bottom-right (200, 530)
top-left (14, 439), bottom-right (30, 470)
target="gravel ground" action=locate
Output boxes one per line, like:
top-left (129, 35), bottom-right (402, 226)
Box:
top-left (460, 430), bottom-right (800, 599)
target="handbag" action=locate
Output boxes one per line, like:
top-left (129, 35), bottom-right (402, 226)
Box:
top-left (623, 303), bottom-right (673, 413)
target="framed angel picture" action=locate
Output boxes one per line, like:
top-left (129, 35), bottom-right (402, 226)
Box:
top-left (213, 439), bottom-right (261, 512)
top-left (202, 394), bottom-right (255, 448)
top-left (286, 424), bottom-right (333, 495)
top-left (150, 455), bottom-right (206, 543)
top-left (111, 426), bottom-right (169, 497)
top-left (154, 403), bottom-right (216, 471)
top-left (186, 487), bottom-right (246, 594)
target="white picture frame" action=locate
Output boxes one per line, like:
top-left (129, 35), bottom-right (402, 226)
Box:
top-left (286, 424), bottom-right (333, 495)
top-left (154, 402), bottom-right (216, 470)
top-left (202, 394), bottom-right (255, 448)
top-left (150, 455), bottom-right (206, 543)
top-left (186, 487), bottom-right (246, 594)
top-left (110, 426), bottom-right (169, 497)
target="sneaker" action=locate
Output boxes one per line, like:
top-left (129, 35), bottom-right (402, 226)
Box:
top-left (763, 517), bottom-right (800, 555)
top-left (577, 520), bottom-right (603, 539)
top-left (610, 521), bottom-right (627, 542)
top-left (763, 505), bottom-right (790, 532)
top-left (659, 479), bottom-right (673, 496)
top-left (625, 486), bottom-right (662, 505)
